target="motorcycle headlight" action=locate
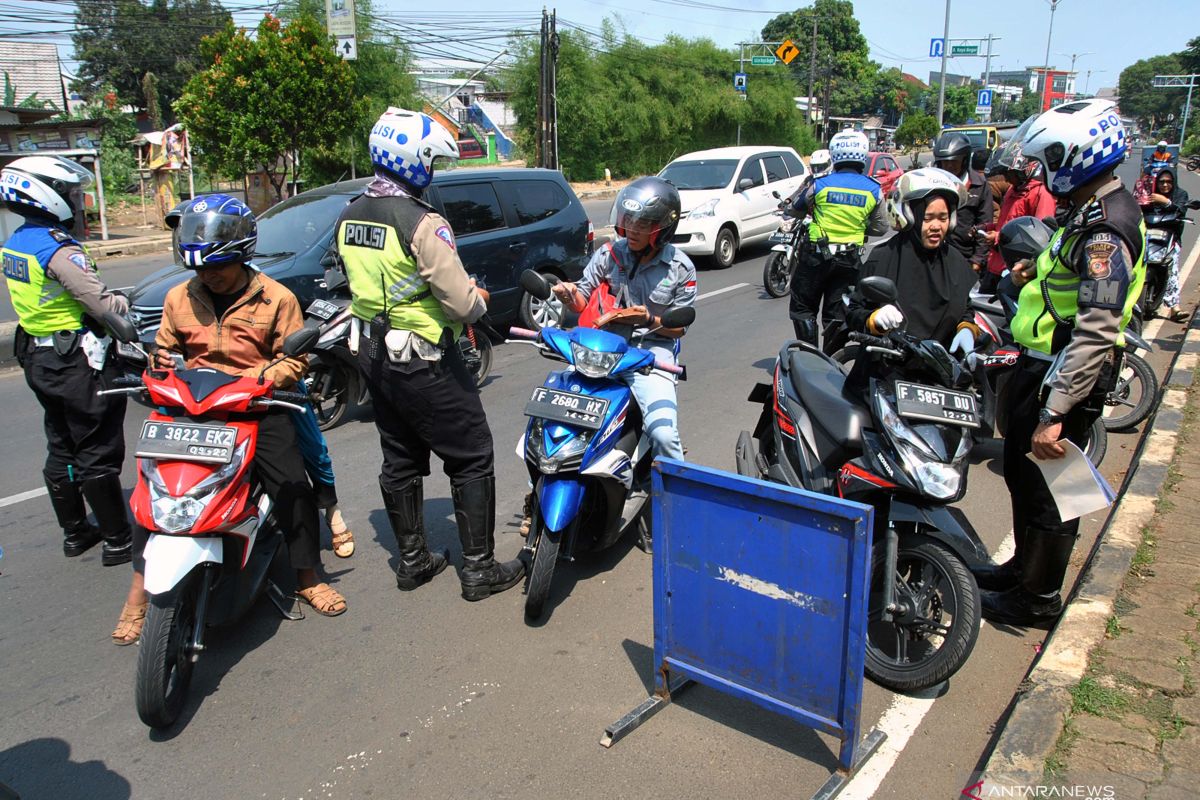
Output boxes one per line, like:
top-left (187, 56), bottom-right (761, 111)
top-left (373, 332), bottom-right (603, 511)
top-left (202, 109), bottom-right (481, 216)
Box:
top-left (911, 458), bottom-right (963, 500)
top-left (151, 494), bottom-right (207, 534)
top-left (874, 393), bottom-right (939, 459)
top-left (570, 342), bottom-right (622, 378)
top-left (524, 418), bottom-right (590, 473)
top-left (780, 218), bottom-right (796, 232)
top-left (317, 320), bottom-right (350, 347)
top-left (688, 198), bottom-right (719, 219)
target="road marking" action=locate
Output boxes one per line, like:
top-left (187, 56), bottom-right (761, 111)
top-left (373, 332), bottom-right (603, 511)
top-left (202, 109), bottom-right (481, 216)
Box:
top-left (0, 487), bottom-right (47, 509)
top-left (837, 688), bottom-right (939, 799)
top-left (697, 282), bottom-right (749, 301)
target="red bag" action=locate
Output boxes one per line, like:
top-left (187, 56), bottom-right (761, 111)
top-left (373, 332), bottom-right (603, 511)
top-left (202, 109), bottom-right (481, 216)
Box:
top-left (577, 281), bottom-right (620, 329)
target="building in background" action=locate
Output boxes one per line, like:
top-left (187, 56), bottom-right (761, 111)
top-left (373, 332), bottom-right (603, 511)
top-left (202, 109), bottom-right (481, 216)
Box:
top-left (0, 42), bottom-right (67, 110)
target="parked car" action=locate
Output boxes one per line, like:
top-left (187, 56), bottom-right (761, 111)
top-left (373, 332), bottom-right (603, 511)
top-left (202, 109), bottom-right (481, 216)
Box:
top-left (123, 168), bottom-right (593, 344)
top-left (660, 146), bottom-right (809, 268)
top-left (865, 151), bottom-right (904, 196)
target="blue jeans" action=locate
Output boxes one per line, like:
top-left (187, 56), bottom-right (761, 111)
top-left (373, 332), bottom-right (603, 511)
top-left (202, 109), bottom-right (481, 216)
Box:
top-left (625, 343), bottom-right (684, 461)
top-left (290, 379), bottom-right (337, 507)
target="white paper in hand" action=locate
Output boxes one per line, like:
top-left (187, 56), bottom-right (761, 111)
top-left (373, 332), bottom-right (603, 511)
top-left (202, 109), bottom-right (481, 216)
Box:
top-left (1026, 440), bottom-right (1116, 522)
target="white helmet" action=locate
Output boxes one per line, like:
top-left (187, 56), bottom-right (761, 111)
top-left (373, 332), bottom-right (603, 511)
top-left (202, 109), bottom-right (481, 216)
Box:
top-left (1018, 99), bottom-right (1128, 197)
top-left (1156, 140), bottom-right (1168, 148)
top-left (885, 167), bottom-right (968, 232)
top-left (828, 130), bottom-right (869, 168)
top-left (369, 107), bottom-right (459, 191)
top-left (0, 155), bottom-right (94, 223)
top-left (809, 149), bottom-right (832, 176)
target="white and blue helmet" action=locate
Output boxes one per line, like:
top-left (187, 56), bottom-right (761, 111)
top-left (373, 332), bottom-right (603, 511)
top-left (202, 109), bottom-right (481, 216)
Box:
top-left (1018, 99), bottom-right (1128, 197)
top-left (828, 130), bottom-right (869, 167)
top-left (168, 194), bottom-right (257, 268)
top-left (0, 155), bottom-right (94, 223)
top-left (369, 107), bottom-right (460, 191)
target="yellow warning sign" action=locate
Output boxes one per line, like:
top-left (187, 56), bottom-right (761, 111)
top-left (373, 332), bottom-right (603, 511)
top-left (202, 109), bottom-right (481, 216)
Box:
top-left (775, 39), bottom-right (800, 65)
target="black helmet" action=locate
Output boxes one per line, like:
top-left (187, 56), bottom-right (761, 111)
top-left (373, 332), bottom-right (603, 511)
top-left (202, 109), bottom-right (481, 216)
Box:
top-left (998, 216), bottom-right (1054, 270)
top-left (610, 176), bottom-right (681, 249)
top-left (933, 133), bottom-right (972, 164)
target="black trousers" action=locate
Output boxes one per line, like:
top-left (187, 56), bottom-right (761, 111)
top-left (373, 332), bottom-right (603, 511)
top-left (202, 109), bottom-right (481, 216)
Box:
top-left (133, 412), bottom-right (320, 573)
top-left (1002, 355), bottom-right (1113, 540)
top-left (789, 246), bottom-right (861, 338)
top-left (22, 345), bottom-right (127, 483)
top-left (358, 338), bottom-right (494, 493)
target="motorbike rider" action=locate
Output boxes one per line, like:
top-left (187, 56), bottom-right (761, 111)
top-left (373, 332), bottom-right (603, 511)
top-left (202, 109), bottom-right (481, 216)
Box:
top-left (787, 129), bottom-right (888, 346)
top-left (1, 156), bottom-right (134, 569)
top-left (1151, 140), bottom-right (1173, 166)
top-left (932, 133), bottom-right (994, 272)
top-left (338, 107), bottom-right (524, 601)
top-left (809, 149), bottom-right (833, 178)
top-left (1134, 167), bottom-right (1191, 322)
top-left (978, 154), bottom-right (1058, 294)
top-left (977, 99), bottom-right (1145, 626)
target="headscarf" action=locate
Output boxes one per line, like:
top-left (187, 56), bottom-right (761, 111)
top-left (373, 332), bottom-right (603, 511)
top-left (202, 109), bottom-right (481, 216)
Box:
top-left (1154, 168), bottom-right (1182, 204)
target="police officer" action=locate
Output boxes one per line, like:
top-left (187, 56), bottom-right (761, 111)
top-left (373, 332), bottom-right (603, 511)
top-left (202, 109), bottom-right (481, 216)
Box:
top-left (1, 156), bottom-right (132, 565)
top-left (975, 100), bottom-right (1144, 625)
top-left (788, 129), bottom-right (888, 345)
top-left (932, 132), bottom-right (994, 271)
top-left (338, 107), bottom-right (524, 600)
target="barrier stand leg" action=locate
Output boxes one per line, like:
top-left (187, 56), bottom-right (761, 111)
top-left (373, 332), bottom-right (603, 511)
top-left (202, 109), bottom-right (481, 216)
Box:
top-left (810, 728), bottom-right (888, 800)
top-left (599, 672), bottom-right (692, 748)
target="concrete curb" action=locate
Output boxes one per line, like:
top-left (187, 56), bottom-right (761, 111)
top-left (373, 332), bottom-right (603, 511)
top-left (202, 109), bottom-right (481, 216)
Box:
top-left (86, 234), bottom-right (172, 259)
top-left (575, 188), bottom-right (620, 200)
top-left (980, 315), bottom-right (1200, 787)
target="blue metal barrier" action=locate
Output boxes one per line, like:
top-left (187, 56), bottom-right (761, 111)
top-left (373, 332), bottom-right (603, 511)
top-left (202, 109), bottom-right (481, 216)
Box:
top-left (602, 458), bottom-right (883, 797)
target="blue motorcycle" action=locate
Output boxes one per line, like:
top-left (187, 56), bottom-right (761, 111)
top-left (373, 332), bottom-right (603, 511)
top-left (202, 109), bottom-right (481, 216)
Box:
top-left (511, 271), bottom-right (695, 619)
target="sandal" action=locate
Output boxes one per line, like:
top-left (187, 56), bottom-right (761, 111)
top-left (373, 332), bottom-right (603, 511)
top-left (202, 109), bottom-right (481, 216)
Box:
top-left (326, 507), bottom-right (354, 558)
top-left (518, 492), bottom-right (533, 538)
top-left (1168, 308), bottom-right (1191, 323)
top-left (295, 583), bottom-right (347, 617)
top-left (111, 601), bottom-right (147, 646)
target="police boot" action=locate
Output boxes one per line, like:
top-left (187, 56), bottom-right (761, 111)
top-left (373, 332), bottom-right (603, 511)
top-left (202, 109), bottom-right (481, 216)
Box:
top-left (792, 317), bottom-right (819, 347)
top-left (381, 477), bottom-right (448, 591)
top-left (45, 473), bottom-right (101, 557)
top-left (80, 474), bottom-right (132, 566)
top-left (454, 476), bottom-right (525, 601)
top-left (981, 529), bottom-right (1075, 626)
top-left (971, 528), bottom-right (1025, 591)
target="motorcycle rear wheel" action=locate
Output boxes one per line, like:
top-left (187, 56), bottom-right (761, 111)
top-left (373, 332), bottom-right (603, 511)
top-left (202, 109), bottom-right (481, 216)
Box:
top-left (1140, 272), bottom-right (1166, 318)
top-left (135, 572), bottom-right (200, 729)
top-left (763, 252), bottom-right (792, 298)
top-left (1085, 418), bottom-right (1107, 467)
top-left (524, 527), bottom-right (560, 620)
top-left (306, 361), bottom-right (353, 431)
top-left (865, 534), bottom-right (980, 692)
top-left (1102, 351), bottom-right (1158, 432)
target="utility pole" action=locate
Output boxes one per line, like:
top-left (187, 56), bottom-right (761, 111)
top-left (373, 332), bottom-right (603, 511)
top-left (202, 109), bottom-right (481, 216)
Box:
top-left (822, 54), bottom-right (834, 140)
top-left (982, 33), bottom-right (994, 122)
top-left (536, 8), bottom-right (546, 168)
top-left (1041, 0), bottom-right (1061, 93)
top-left (935, 0), bottom-right (952, 127)
top-left (535, 8), bottom-right (559, 169)
top-left (549, 9), bottom-right (559, 170)
top-left (807, 15), bottom-right (818, 125)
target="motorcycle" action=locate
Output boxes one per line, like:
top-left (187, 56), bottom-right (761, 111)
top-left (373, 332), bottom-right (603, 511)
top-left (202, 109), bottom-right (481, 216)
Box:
top-left (1140, 199), bottom-right (1200, 318)
top-left (735, 276), bottom-right (983, 692)
top-left (1184, 154), bottom-right (1199, 173)
top-left (763, 194), bottom-right (807, 298)
top-left (100, 314), bottom-right (320, 729)
top-left (510, 270), bottom-right (695, 620)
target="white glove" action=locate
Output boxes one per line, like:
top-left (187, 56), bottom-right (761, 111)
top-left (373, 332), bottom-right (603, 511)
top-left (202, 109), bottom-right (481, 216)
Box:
top-left (950, 327), bottom-right (976, 356)
top-left (871, 304), bottom-right (904, 332)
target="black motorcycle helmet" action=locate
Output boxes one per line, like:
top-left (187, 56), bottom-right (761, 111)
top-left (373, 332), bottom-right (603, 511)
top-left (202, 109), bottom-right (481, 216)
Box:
top-left (933, 133), bottom-right (973, 175)
top-left (610, 176), bottom-right (681, 251)
top-left (998, 216), bottom-right (1054, 270)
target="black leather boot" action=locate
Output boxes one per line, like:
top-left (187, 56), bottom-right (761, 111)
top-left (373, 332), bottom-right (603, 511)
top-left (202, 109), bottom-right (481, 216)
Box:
top-left (45, 473), bottom-right (101, 557)
top-left (80, 474), bottom-right (132, 566)
top-left (981, 529), bottom-right (1075, 626)
top-left (454, 476), bottom-right (525, 601)
top-left (381, 477), bottom-right (448, 591)
top-left (971, 528), bottom-right (1025, 591)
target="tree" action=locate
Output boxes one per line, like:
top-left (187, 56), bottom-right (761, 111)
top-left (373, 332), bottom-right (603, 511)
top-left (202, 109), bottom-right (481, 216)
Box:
top-left (175, 14), bottom-right (364, 201)
top-left (72, 0), bottom-right (232, 117)
top-left (71, 88), bottom-right (139, 195)
top-left (894, 111), bottom-right (938, 154)
top-left (1119, 54), bottom-right (1186, 132)
top-left (937, 84), bottom-right (978, 125)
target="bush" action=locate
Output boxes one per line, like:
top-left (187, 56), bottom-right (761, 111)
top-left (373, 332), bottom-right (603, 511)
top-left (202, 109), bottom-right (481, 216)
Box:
top-left (1183, 134), bottom-right (1200, 157)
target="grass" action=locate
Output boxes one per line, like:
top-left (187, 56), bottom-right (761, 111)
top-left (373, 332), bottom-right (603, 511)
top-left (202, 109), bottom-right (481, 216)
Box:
top-left (1105, 615), bottom-right (1125, 639)
top-left (1070, 675), bottom-right (1132, 717)
top-left (1130, 525), bottom-right (1158, 577)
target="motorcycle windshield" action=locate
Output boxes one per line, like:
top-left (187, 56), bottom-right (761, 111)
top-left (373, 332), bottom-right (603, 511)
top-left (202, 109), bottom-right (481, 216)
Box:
top-left (985, 115), bottom-right (1038, 175)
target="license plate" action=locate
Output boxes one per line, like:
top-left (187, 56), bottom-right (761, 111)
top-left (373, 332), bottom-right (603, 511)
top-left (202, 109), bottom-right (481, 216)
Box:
top-left (768, 231), bottom-right (789, 243)
top-left (524, 387), bottom-right (609, 430)
top-left (306, 299), bottom-right (340, 321)
top-left (894, 381), bottom-right (979, 428)
top-left (136, 421), bottom-right (238, 463)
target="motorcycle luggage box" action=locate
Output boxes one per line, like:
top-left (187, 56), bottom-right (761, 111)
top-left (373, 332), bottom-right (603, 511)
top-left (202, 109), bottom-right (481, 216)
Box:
top-left (786, 350), bottom-right (870, 450)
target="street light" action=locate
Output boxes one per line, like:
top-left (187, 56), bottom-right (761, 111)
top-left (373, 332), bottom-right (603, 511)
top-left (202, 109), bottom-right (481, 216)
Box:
top-left (1083, 69), bottom-right (1106, 97)
top-left (1041, 0), bottom-right (1062, 94)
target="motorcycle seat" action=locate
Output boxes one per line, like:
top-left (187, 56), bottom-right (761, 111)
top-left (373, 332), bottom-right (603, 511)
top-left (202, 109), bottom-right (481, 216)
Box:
top-left (787, 350), bottom-right (870, 449)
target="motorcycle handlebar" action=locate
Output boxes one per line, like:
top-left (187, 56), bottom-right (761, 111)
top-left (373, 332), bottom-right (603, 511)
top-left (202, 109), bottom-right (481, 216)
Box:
top-left (508, 327), bottom-right (540, 340)
top-left (112, 375), bottom-right (144, 388)
top-left (848, 332), bottom-right (892, 349)
top-left (272, 390), bottom-right (310, 405)
top-left (655, 360), bottom-right (684, 375)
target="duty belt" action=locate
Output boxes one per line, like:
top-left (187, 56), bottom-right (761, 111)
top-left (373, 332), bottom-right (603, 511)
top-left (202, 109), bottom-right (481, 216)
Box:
top-left (827, 243), bottom-right (861, 254)
top-left (32, 329), bottom-right (85, 348)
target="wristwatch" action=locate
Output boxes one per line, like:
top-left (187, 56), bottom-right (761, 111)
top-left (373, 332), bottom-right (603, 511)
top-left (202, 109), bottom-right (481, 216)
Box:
top-left (1038, 408), bottom-right (1065, 426)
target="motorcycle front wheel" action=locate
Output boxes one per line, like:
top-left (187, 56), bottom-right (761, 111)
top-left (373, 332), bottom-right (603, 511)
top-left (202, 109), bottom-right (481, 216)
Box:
top-left (865, 534), bottom-right (980, 692)
top-left (763, 252), bottom-right (792, 298)
top-left (306, 360), bottom-right (353, 431)
top-left (135, 571), bottom-right (201, 728)
top-left (524, 527), bottom-right (560, 620)
top-left (1102, 351), bottom-right (1158, 432)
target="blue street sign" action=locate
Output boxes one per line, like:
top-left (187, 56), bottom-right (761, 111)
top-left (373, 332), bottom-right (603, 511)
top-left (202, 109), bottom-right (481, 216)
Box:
top-left (929, 38), bottom-right (944, 58)
top-left (733, 72), bottom-right (748, 92)
top-left (977, 88), bottom-right (993, 107)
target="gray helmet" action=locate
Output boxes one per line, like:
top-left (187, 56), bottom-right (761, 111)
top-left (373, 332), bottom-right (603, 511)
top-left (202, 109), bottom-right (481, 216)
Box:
top-left (610, 176), bottom-right (681, 248)
top-left (999, 216), bottom-right (1054, 270)
top-left (933, 133), bottom-right (972, 165)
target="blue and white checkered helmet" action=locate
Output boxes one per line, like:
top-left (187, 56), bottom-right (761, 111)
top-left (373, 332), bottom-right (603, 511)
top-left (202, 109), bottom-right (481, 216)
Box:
top-left (168, 194), bottom-right (257, 268)
top-left (828, 130), bottom-right (869, 167)
top-left (369, 107), bottom-right (460, 191)
top-left (1018, 99), bottom-right (1128, 197)
top-left (0, 155), bottom-right (94, 223)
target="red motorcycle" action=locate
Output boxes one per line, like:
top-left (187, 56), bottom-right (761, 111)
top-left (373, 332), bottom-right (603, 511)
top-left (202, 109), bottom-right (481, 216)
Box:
top-left (103, 315), bottom-right (319, 728)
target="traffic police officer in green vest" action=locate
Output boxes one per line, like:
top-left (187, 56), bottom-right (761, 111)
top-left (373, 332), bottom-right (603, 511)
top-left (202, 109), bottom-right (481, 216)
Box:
top-left (787, 129), bottom-right (888, 345)
top-left (337, 107), bottom-right (524, 601)
top-left (974, 100), bottom-right (1145, 625)
top-left (1, 156), bottom-right (133, 565)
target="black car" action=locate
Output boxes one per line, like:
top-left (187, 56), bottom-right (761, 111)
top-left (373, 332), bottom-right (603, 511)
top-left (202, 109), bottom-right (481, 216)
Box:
top-left (125, 168), bottom-right (593, 337)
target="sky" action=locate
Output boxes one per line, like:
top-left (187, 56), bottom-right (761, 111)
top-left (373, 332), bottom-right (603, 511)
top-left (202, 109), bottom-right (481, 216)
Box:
top-left (2, 0), bottom-right (1196, 95)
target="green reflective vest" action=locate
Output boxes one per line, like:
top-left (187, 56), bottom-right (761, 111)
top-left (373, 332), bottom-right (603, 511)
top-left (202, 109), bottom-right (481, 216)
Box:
top-left (2, 223), bottom-right (90, 337)
top-left (806, 172), bottom-right (883, 245)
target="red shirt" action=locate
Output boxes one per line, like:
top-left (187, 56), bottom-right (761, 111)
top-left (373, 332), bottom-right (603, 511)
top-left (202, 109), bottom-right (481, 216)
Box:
top-left (983, 179), bottom-right (1058, 275)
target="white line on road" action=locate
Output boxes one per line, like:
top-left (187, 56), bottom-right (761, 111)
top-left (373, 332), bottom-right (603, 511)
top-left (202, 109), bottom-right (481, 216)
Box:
top-left (0, 487), bottom-right (47, 509)
top-left (836, 689), bottom-right (939, 799)
top-left (697, 282), bottom-right (749, 301)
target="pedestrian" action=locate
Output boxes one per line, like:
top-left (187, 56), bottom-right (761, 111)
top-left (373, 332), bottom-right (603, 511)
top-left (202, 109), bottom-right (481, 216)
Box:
top-left (338, 107), bottom-right (523, 600)
top-left (932, 133), bottom-right (994, 273)
top-left (1, 156), bottom-right (133, 570)
top-left (975, 100), bottom-right (1145, 626)
top-left (977, 153), bottom-right (1058, 294)
top-left (787, 129), bottom-right (888, 346)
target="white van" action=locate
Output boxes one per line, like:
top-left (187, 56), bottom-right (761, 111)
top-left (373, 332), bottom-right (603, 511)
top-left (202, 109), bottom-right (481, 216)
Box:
top-left (659, 146), bottom-right (809, 268)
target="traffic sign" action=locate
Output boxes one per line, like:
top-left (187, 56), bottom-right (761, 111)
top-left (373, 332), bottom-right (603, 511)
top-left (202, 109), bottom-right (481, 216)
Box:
top-left (951, 44), bottom-right (979, 56)
top-left (977, 89), bottom-right (993, 107)
top-left (335, 34), bottom-right (357, 60)
top-left (733, 72), bottom-right (747, 92)
top-left (929, 38), bottom-right (945, 58)
top-left (751, 55), bottom-right (777, 66)
top-left (775, 39), bottom-right (800, 65)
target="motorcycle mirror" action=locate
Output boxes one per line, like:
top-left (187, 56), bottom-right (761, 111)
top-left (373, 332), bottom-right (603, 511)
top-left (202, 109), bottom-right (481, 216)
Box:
top-left (1041, 215), bottom-right (1060, 230)
top-left (1189, 199), bottom-right (1200, 210)
top-left (519, 269), bottom-right (552, 300)
top-left (319, 250), bottom-right (340, 269)
top-left (660, 306), bottom-right (696, 329)
top-left (858, 276), bottom-right (899, 307)
top-left (323, 268), bottom-right (348, 291)
top-left (771, 190), bottom-right (781, 199)
top-left (282, 325), bottom-right (321, 358)
top-left (103, 312), bottom-right (138, 344)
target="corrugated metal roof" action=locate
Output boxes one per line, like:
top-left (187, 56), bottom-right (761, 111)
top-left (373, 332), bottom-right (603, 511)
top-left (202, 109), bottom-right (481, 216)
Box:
top-left (0, 42), bottom-right (65, 110)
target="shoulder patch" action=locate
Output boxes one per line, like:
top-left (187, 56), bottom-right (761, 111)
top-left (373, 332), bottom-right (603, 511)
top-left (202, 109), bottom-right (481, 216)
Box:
top-left (49, 229), bottom-right (73, 244)
top-left (434, 225), bottom-right (455, 250)
top-left (1085, 240), bottom-right (1117, 279)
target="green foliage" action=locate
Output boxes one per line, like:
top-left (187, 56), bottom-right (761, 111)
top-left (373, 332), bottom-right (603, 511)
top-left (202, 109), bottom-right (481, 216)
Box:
top-left (175, 14), bottom-right (365, 201)
top-left (1183, 135), bottom-right (1200, 157)
top-left (71, 89), bottom-right (140, 193)
top-left (894, 111), bottom-right (938, 152)
top-left (72, 0), bottom-right (232, 117)
top-left (3, 72), bottom-right (53, 109)
top-left (762, 0), bottom-right (874, 118)
top-left (938, 84), bottom-right (979, 125)
top-left (1119, 53), bottom-right (1186, 132)
top-left (142, 72), bottom-right (163, 130)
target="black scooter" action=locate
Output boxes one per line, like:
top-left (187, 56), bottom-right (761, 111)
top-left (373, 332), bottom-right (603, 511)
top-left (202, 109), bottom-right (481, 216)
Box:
top-left (1141, 198), bottom-right (1200, 317)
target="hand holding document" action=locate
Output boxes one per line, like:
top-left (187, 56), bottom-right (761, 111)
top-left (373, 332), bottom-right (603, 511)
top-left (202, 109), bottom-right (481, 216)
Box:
top-left (1026, 440), bottom-right (1116, 522)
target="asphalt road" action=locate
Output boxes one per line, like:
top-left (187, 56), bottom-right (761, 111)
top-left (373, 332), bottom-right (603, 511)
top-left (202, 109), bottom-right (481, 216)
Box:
top-left (0, 162), bottom-right (1195, 800)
